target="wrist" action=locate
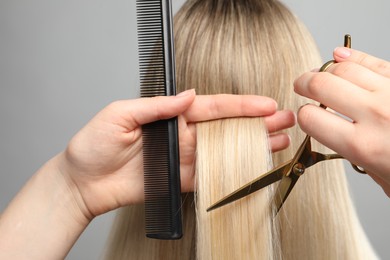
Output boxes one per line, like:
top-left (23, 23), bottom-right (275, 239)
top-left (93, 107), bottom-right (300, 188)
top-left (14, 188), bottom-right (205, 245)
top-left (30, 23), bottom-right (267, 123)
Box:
top-left (0, 154), bottom-right (91, 259)
top-left (53, 152), bottom-right (95, 223)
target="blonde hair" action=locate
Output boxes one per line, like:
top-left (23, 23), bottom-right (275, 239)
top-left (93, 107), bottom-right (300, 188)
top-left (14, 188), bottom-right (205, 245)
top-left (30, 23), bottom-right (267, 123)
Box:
top-left (104, 0), bottom-right (377, 259)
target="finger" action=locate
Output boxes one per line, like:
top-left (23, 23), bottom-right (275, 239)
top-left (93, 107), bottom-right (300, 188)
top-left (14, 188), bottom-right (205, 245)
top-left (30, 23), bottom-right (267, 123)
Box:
top-left (325, 61), bottom-right (388, 92)
top-left (294, 71), bottom-right (370, 121)
top-left (334, 47), bottom-right (390, 78)
top-left (183, 94), bottom-right (277, 123)
top-left (115, 89), bottom-right (196, 129)
top-left (264, 110), bottom-right (296, 133)
top-left (297, 104), bottom-right (355, 157)
top-left (269, 133), bottom-right (291, 153)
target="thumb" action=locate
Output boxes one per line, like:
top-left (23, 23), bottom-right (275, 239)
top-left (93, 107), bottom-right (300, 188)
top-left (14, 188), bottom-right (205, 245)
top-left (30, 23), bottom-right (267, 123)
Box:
top-left (125, 89), bottom-right (196, 128)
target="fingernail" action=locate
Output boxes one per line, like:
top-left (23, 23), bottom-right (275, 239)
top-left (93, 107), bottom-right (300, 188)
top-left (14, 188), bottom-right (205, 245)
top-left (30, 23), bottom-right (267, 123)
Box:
top-left (270, 99), bottom-right (278, 110)
top-left (311, 68), bottom-right (320, 72)
top-left (177, 89), bottom-right (195, 97)
top-left (334, 47), bottom-right (352, 59)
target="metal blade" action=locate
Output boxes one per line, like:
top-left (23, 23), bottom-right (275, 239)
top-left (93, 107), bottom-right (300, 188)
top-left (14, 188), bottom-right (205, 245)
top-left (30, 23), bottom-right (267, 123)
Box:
top-left (273, 173), bottom-right (300, 214)
top-left (207, 159), bottom-right (292, 212)
top-left (269, 136), bottom-right (309, 214)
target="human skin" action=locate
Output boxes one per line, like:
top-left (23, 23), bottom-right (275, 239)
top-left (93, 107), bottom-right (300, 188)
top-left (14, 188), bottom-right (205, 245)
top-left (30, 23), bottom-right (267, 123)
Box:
top-left (294, 47), bottom-right (390, 197)
top-left (0, 90), bottom-right (295, 259)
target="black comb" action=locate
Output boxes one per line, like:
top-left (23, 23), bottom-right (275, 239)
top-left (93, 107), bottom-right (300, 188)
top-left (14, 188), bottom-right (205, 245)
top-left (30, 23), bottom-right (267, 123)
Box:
top-left (136, 0), bottom-right (183, 239)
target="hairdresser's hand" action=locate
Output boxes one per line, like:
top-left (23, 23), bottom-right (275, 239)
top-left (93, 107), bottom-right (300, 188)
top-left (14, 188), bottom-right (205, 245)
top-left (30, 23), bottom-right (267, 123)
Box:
top-left (294, 47), bottom-right (390, 196)
top-left (0, 90), bottom-right (295, 259)
top-left (60, 89), bottom-right (295, 219)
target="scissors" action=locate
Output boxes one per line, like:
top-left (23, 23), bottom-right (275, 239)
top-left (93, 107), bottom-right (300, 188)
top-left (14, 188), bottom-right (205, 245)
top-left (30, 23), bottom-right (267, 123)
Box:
top-left (207, 34), bottom-right (366, 214)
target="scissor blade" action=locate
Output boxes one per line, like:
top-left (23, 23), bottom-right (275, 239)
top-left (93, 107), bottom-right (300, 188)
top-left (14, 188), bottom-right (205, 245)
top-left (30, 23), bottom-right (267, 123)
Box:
top-left (273, 173), bottom-right (300, 214)
top-left (207, 159), bottom-right (292, 212)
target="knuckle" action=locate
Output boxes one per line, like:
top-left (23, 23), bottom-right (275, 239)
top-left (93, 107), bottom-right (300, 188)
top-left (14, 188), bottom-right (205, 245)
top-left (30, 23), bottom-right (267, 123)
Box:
top-left (367, 97), bottom-right (390, 123)
top-left (330, 62), bottom-right (355, 77)
top-left (366, 102), bottom-right (381, 117)
top-left (151, 96), bottom-right (167, 120)
top-left (356, 53), bottom-right (390, 77)
top-left (209, 96), bottom-right (223, 118)
top-left (356, 52), bottom-right (370, 67)
top-left (201, 96), bottom-right (218, 120)
top-left (375, 60), bottom-right (390, 74)
top-left (106, 100), bottom-right (123, 111)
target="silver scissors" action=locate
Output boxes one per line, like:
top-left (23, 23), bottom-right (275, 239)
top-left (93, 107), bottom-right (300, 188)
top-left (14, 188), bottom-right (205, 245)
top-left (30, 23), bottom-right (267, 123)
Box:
top-left (207, 34), bottom-right (366, 214)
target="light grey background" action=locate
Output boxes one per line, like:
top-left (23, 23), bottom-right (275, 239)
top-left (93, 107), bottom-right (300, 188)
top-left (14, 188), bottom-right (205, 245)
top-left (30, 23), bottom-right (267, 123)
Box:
top-left (0, 1), bottom-right (389, 259)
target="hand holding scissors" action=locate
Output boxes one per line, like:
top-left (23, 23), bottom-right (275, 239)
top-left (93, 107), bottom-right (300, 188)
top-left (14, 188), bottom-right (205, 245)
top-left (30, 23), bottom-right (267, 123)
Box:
top-left (207, 35), bottom-right (366, 214)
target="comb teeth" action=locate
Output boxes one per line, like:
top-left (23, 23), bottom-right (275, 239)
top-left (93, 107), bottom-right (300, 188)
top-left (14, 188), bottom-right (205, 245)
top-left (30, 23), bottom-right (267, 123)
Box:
top-left (142, 122), bottom-right (181, 237)
top-left (141, 121), bottom-right (182, 239)
top-left (137, 0), bottom-right (166, 97)
top-left (136, 0), bottom-right (182, 240)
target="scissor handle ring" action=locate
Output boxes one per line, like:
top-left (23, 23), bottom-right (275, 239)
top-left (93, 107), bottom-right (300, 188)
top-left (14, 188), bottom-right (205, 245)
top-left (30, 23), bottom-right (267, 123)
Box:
top-left (319, 60), bottom-right (336, 72)
top-left (352, 164), bottom-right (367, 174)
